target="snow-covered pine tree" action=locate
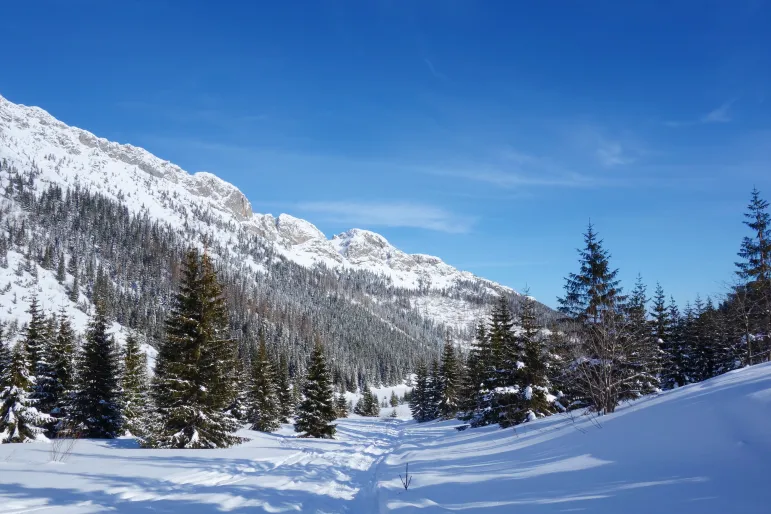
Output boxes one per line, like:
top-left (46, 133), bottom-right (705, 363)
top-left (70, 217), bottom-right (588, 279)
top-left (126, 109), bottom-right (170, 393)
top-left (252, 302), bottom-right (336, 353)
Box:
top-left (0, 342), bottom-right (54, 443)
top-left (557, 224), bottom-right (631, 414)
top-left (514, 292), bottom-right (556, 424)
top-left (56, 254), bottom-right (66, 284)
top-left (275, 355), bottom-right (293, 422)
top-left (389, 390), bottom-right (399, 408)
top-left (0, 324), bottom-right (9, 387)
top-left (32, 314), bottom-right (58, 435)
top-left (294, 338), bottom-right (336, 438)
top-left (335, 392), bottom-right (349, 418)
top-left (150, 248), bottom-right (241, 449)
top-left (663, 298), bottom-right (689, 388)
top-left (651, 284), bottom-right (672, 387)
top-left (409, 361), bottom-right (431, 422)
top-left (488, 296), bottom-right (517, 389)
top-left (459, 322), bottom-right (490, 423)
top-left (22, 294), bottom-right (46, 377)
top-left (121, 333), bottom-right (150, 437)
top-left (71, 301), bottom-right (122, 438)
top-left (227, 351), bottom-right (249, 422)
top-left (49, 309), bottom-right (77, 432)
top-left (622, 276), bottom-right (660, 399)
top-left (246, 333), bottom-right (281, 432)
top-left (735, 187), bottom-right (771, 359)
top-left (354, 386), bottom-right (380, 417)
top-left (558, 223), bottom-right (624, 324)
top-left (437, 340), bottom-right (460, 419)
top-left (426, 359), bottom-right (442, 420)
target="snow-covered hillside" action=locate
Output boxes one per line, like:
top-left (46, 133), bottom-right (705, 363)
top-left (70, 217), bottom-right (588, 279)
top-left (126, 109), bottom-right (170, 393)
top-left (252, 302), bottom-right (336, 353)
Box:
top-left (2, 361), bottom-right (770, 513)
top-left (0, 93), bottom-right (517, 335)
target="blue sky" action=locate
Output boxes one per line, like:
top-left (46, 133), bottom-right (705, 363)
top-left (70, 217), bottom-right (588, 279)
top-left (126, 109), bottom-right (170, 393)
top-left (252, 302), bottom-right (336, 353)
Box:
top-left (2, 1), bottom-right (770, 308)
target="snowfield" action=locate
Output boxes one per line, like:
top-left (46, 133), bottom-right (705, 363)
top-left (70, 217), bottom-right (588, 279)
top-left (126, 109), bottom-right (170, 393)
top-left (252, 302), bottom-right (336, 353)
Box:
top-left (2, 363), bottom-right (771, 513)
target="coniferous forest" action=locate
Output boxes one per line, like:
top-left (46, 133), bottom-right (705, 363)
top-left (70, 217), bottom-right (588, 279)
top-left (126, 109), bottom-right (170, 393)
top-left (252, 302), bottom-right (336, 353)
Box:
top-left (1, 151), bottom-right (770, 444)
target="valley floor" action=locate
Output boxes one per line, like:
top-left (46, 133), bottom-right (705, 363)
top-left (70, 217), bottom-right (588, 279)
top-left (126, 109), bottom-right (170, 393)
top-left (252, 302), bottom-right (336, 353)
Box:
top-left (3, 364), bottom-right (771, 513)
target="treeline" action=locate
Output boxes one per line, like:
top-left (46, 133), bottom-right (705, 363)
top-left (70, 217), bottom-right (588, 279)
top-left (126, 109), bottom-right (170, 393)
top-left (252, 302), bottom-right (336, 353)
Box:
top-left (411, 188), bottom-right (771, 427)
top-left (0, 247), bottom-right (361, 445)
top-left (0, 160), bottom-right (460, 389)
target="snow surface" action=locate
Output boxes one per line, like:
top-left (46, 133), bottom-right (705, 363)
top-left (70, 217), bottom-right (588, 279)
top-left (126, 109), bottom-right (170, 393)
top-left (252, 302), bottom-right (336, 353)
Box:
top-left (2, 363), bottom-right (771, 512)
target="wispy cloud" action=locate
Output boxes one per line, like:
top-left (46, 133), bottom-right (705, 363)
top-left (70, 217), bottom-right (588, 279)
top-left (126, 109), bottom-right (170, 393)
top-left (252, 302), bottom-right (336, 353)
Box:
top-left (296, 201), bottom-right (474, 233)
top-left (596, 138), bottom-right (634, 167)
top-left (423, 58), bottom-right (447, 80)
top-left (665, 99), bottom-right (737, 127)
top-left (700, 99), bottom-right (735, 123)
top-left (420, 166), bottom-right (599, 188)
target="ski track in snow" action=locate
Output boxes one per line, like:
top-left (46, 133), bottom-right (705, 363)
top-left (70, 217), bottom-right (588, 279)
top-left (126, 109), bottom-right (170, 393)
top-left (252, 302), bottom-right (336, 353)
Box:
top-left (2, 365), bottom-right (771, 513)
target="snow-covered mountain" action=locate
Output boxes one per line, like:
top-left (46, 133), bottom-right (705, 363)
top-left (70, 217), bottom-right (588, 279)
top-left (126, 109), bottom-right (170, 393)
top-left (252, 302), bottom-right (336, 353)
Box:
top-left (0, 93), bottom-right (513, 313)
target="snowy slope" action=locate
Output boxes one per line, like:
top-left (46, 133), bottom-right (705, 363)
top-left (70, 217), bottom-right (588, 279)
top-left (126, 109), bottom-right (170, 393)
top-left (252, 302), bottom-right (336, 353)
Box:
top-left (2, 362), bottom-right (770, 513)
top-left (0, 93), bottom-right (516, 335)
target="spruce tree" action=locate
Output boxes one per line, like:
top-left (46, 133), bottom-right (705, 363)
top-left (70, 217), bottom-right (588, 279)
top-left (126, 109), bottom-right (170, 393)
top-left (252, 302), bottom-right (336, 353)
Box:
top-left (335, 392), bottom-right (349, 418)
top-left (437, 340), bottom-right (460, 419)
top-left (459, 322), bottom-right (490, 423)
top-left (121, 333), bottom-right (150, 437)
top-left (150, 248), bottom-right (241, 448)
top-left (622, 276), bottom-right (660, 399)
top-left (558, 223), bottom-right (623, 324)
top-left (56, 255), bottom-right (66, 284)
top-left (488, 296), bottom-right (517, 388)
top-left (354, 387), bottom-right (380, 417)
top-left (557, 224), bottom-right (632, 414)
top-left (663, 298), bottom-right (688, 388)
top-left (68, 274), bottom-right (79, 303)
top-left (0, 324), bottom-right (10, 388)
top-left (23, 294), bottom-right (46, 377)
top-left (389, 390), bottom-right (399, 408)
top-left (33, 314), bottom-right (58, 434)
top-left (409, 361), bottom-right (431, 422)
top-left (0, 343), bottom-right (54, 443)
top-left (72, 302), bottom-right (122, 438)
top-left (735, 187), bottom-right (771, 357)
top-left (294, 338), bottom-right (336, 438)
top-left (49, 310), bottom-right (77, 431)
top-left (516, 293), bottom-right (556, 423)
top-left (246, 333), bottom-right (281, 432)
top-left (427, 359), bottom-right (442, 421)
top-left (275, 355), bottom-right (293, 422)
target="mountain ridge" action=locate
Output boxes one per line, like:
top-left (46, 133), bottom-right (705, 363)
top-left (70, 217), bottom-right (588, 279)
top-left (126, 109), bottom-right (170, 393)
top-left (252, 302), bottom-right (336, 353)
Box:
top-left (0, 93), bottom-right (515, 298)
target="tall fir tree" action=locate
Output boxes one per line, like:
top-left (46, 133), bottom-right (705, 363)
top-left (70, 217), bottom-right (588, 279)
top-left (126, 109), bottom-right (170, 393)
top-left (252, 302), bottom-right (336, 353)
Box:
top-left (275, 355), bottom-right (293, 422)
top-left (121, 333), bottom-right (150, 437)
top-left (558, 223), bottom-right (623, 324)
top-left (48, 310), bottom-right (77, 431)
top-left (246, 333), bottom-right (281, 432)
top-left (150, 248), bottom-right (241, 448)
top-left (0, 342), bottom-right (53, 443)
top-left (622, 276), bottom-right (660, 399)
top-left (487, 296), bottom-right (517, 388)
top-left (427, 359), bottom-right (442, 421)
top-left (735, 187), bottom-right (771, 358)
top-left (0, 323), bottom-right (10, 388)
top-left (354, 387), bottom-right (380, 417)
top-left (32, 314), bottom-right (58, 434)
top-left (409, 361), bottom-right (431, 422)
top-left (437, 340), bottom-right (460, 419)
top-left (334, 392), bottom-right (349, 418)
top-left (22, 294), bottom-right (46, 377)
top-left (294, 338), bottom-right (336, 438)
top-left (72, 301), bottom-right (122, 438)
top-left (516, 293), bottom-right (556, 423)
